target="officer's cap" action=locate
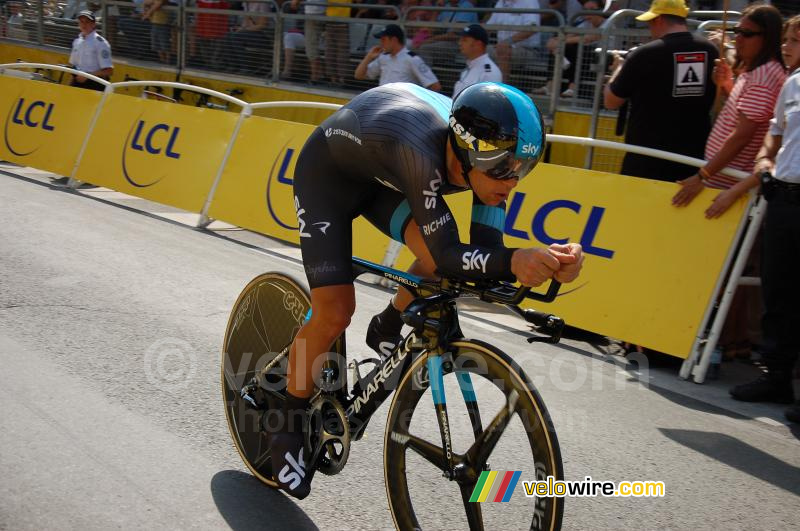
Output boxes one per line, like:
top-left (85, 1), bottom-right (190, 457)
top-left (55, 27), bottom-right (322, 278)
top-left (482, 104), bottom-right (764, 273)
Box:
top-left (461, 24), bottom-right (489, 45)
top-left (374, 24), bottom-right (405, 43)
top-left (77, 10), bottom-right (96, 22)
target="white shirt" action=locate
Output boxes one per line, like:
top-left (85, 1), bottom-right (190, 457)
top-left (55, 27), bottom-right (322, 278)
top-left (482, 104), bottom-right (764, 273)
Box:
top-left (486, 0), bottom-right (541, 48)
top-left (366, 47), bottom-right (439, 88)
top-left (452, 53), bottom-right (502, 97)
top-left (69, 30), bottom-right (113, 74)
top-left (770, 68), bottom-right (800, 183)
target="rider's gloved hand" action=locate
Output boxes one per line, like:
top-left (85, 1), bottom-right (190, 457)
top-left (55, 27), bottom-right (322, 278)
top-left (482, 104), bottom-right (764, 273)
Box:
top-left (547, 243), bottom-right (584, 283)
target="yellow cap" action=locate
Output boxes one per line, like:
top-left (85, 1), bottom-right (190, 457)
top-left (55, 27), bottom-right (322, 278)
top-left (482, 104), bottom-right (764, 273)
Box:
top-left (635, 0), bottom-right (689, 21)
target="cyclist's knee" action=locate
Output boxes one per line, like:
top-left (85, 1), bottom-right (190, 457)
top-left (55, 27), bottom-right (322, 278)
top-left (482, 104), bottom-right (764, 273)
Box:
top-left (307, 290), bottom-right (354, 340)
top-left (310, 310), bottom-right (351, 340)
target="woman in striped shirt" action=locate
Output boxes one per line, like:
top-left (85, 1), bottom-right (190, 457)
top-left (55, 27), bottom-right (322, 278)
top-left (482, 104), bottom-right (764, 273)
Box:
top-left (672, 3), bottom-right (786, 213)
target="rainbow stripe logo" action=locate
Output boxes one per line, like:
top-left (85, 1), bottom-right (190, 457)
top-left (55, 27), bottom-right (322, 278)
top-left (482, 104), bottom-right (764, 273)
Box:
top-left (469, 471), bottom-right (522, 502)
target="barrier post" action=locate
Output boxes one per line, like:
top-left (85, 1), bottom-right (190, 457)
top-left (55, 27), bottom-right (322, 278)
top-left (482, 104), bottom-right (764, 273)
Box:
top-left (197, 105), bottom-right (253, 228)
top-left (68, 84), bottom-right (114, 187)
top-left (680, 194), bottom-right (766, 383)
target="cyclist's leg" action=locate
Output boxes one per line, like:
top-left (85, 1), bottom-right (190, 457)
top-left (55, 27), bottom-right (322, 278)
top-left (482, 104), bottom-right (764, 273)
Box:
top-left (362, 195), bottom-right (438, 353)
top-left (287, 284), bottom-right (354, 399)
top-left (272, 129), bottom-right (373, 498)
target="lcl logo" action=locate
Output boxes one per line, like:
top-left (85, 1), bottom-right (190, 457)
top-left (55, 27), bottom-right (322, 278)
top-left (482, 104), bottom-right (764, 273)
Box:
top-left (266, 140), bottom-right (298, 230)
top-left (122, 116), bottom-right (183, 188)
top-left (3, 97), bottom-right (56, 156)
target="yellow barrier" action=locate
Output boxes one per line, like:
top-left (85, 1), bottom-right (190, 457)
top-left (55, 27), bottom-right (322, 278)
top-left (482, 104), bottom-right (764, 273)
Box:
top-left (0, 70), bottom-right (748, 359)
top-left (76, 93), bottom-right (239, 212)
top-left (207, 115), bottom-right (411, 264)
top-left (0, 75), bottom-right (102, 176)
top-left (392, 164), bottom-right (746, 358)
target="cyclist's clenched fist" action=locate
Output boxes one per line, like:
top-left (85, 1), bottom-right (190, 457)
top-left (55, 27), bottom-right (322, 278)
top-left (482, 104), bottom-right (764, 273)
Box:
top-left (510, 244), bottom-right (584, 286)
top-left (547, 243), bottom-right (584, 283)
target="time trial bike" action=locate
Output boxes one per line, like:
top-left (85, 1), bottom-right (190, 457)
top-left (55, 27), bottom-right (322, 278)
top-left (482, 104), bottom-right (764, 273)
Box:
top-left (221, 256), bottom-right (566, 530)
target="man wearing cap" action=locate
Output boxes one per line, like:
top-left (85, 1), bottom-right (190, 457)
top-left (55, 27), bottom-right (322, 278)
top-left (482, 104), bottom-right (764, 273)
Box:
top-left (453, 24), bottom-right (502, 96)
top-left (603, 0), bottom-right (718, 181)
top-left (69, 10), bottom-right (113, 91)
top-left (355, 24), bottom-right (442, 91)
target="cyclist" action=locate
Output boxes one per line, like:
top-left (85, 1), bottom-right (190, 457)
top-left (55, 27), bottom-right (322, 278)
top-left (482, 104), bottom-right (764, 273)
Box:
top-left (270, 82), bottom-right (584, 499)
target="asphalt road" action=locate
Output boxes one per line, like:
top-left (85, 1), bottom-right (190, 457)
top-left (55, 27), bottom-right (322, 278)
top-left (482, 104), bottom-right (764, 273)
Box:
top-left (1, 166), bottom-right (798, 530)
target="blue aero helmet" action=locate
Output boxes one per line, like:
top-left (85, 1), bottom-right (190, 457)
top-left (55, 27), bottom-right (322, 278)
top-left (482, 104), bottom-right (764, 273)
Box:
top-left (448, 82), bottom-right (545, 181)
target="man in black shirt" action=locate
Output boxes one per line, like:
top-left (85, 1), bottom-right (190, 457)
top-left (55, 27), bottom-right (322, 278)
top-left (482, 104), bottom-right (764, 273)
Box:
top-left (604, 0), bottom-right (718, 181)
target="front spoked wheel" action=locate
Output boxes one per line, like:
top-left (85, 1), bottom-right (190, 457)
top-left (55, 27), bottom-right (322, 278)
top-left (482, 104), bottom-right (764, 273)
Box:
top-left (384, 340), bottom-right (563, 530)
top-left (221, 273), bottom-right (311, 487)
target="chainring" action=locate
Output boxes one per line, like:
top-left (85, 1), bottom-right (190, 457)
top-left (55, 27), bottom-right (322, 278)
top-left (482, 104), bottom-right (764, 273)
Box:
top-left (305, 395), bottom-right (350, 476)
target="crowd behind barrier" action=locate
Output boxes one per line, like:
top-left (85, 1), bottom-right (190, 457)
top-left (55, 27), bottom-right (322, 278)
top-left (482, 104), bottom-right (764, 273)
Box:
top-left (6, 1), bottom-right (796, 119)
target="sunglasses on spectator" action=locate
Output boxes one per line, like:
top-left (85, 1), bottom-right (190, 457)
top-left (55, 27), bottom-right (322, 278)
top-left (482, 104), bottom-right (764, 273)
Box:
top-left (732, 27), bottom-right (764, 38)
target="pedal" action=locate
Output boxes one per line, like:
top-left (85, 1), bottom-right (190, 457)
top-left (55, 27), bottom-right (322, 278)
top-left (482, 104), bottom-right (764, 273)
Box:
top-left (240, 380), bottom-right (261, 410)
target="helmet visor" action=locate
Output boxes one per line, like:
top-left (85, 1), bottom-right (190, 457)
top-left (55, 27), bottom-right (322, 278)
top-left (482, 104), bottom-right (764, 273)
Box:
top-left (467, 148), bottom-right (537, 181)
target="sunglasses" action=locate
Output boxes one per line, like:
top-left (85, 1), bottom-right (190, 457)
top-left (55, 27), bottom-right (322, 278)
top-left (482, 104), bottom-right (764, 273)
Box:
top-left (733, 27), bottom-right (764, 38)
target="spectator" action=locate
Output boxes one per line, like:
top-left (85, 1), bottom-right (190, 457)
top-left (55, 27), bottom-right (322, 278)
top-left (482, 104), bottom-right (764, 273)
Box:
top-left (414, 0), bottom-right (478, 67)
top-left (672, 3), bottom-right (785, 204)
top-left (486, 0), bottom-right (542, 82)
top-left (541, 0), bottom-right (582, 28)
top-left (325, 0), bottom-right (351, 86)
top-left (280, 20), bottom-right (306, 80)
top-left (452, 23), bottom-right (502, 96)
top-left (222, 0), bottom-right (274, 74)
top-left (408, 0), bottom-right (437, 49)
top-left (68, 10), bottom-right (113, 91)
top-left (537, 0), bottom-right (604, 97)
top-left (290, 0), bottom-right (324, 83)
top-left (354, 23), bottom-right (442, 90)
top-left (671, 3), bottom-right (785, 378)
top-left (194, 0), bottom-right (230, 69)
top-left (604, 0), bottom-right (718, 182)
top-left (355, 0), bottom-right (399, 20)
top-left (5, 0), bottom-right (28, 40)
top-left (142, 0), bottom-right (171, 63)
top-left (118, 0), bottom-right (152, 60)
top-left (728, 16), bottom-right (800, 421)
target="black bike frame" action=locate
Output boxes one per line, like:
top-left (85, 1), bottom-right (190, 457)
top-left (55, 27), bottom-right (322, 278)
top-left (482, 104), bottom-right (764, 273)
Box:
top-left (337, 257), bottom-right (560, 442)
top-left (340, 258), bottom-right (438, 439)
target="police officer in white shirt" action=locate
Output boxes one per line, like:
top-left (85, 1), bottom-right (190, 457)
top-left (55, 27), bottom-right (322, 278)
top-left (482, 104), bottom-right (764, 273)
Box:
top-left (355, 24), bottom-right (442, 91)
top-left (69, 10), bottom-right (113, 91)
top-left (453, 24), bottom-right (502, 97)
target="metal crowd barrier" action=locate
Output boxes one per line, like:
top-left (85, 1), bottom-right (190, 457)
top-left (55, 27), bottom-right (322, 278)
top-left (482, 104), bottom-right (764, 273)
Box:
top-left (3, 3), bottom-right (744, 174)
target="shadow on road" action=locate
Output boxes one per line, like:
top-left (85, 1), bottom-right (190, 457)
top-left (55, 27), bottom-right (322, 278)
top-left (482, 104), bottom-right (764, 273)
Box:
top-left (659, 429), bottom-right (800, 496)
top-left (210, 470), bottom-right (318, 531)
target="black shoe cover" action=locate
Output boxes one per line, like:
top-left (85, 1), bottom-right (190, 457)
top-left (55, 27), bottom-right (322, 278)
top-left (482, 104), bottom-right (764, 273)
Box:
top-left (366, 313), bottom-right (403, 359)
top-left (270, 430), bottom-right (312, 500)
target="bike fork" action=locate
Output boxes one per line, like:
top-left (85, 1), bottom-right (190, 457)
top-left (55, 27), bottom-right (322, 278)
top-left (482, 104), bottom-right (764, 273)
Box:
top-left (427, 352), bottom-right (456, 478)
